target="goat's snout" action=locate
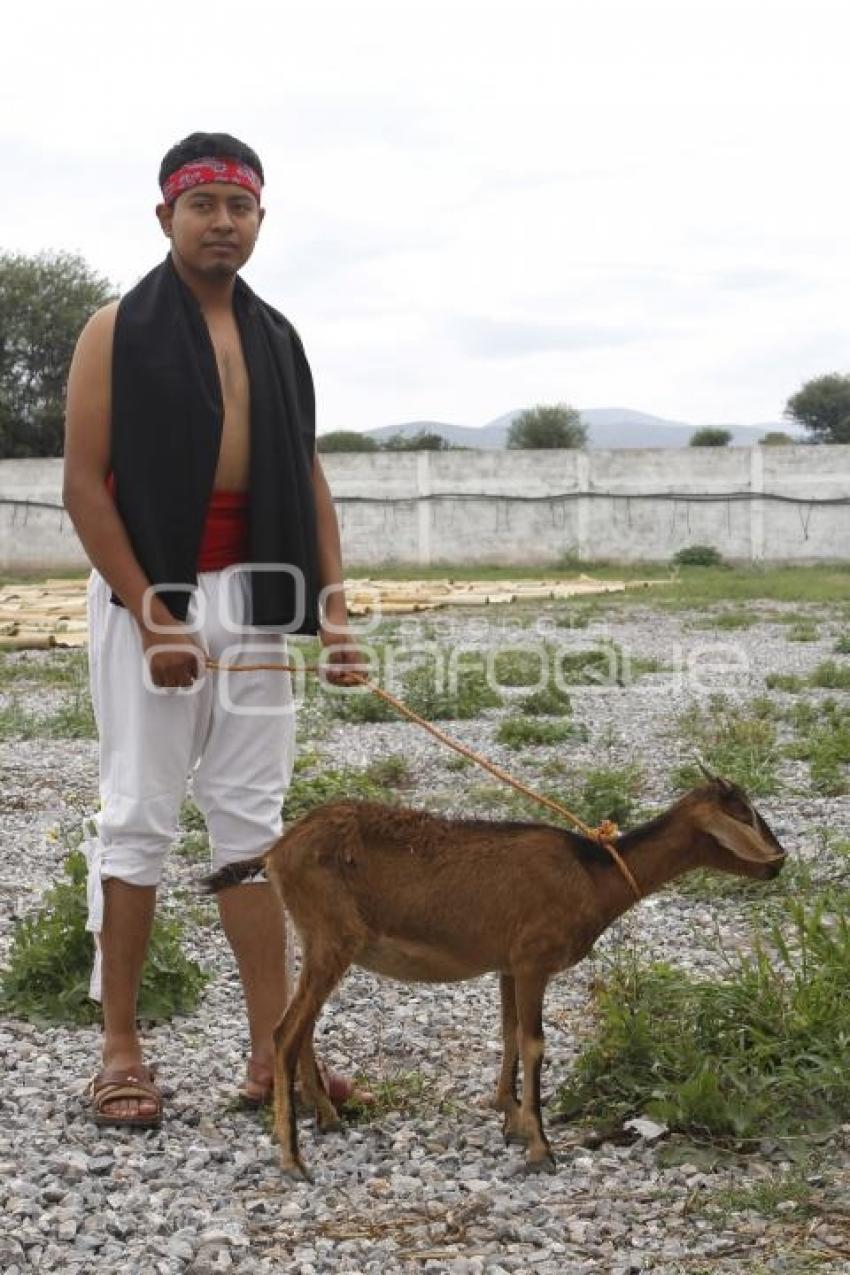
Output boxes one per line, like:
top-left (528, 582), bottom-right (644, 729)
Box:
top-left (765, 852), bottom-right (786, 880)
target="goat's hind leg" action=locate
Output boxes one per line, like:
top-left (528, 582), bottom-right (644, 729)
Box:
top-left (298, 1034), bottom-right (342, 1134)
top-left (494, 974), bottom-right (524, 1145)
top-left (272, 948), bottom-right (352, 1180)
top-left (515, 971), bottom-right (556, 1173)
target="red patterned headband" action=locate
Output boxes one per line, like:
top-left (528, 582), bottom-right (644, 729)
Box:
top-left (161, 156), bottom-right (263, 205)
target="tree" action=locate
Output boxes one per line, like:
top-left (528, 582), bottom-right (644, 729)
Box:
top-left (784, 373), bottom-right (850, 444)
top-left (506, 403), bottom-right (586, 449)
top-left (759, 431), bottom-right (795, 446)
top-left (0, 251), bottom-right (115, 458)
top-left (689, 427), bottom-right (732, 447)
top-left (316, 430), bottom-right (378, 453)
top-left (381, 429), bottom-right (451, 451)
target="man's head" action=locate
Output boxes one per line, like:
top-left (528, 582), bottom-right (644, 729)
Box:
top-left (156, 132), bottom-right (265, 281)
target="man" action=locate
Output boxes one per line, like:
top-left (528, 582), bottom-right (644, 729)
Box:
top-left (64, 131), bottom-right (366, 1125)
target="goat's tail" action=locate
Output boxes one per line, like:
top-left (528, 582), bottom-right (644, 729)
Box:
top-left (198, 854), bottom-right (268, 895)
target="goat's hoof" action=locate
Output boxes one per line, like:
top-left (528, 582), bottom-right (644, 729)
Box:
top-left (525, 1152), bottom-right (557, 1175)
top-left (317, 1115), bottom-right (343, 1135)
top-left (280, 1157), bottom-right (312, 1183)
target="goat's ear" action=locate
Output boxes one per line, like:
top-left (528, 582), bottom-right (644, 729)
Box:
top-left (707, 810), bottom-right (782, 863)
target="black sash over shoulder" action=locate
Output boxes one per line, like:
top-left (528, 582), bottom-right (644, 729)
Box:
top-left (110, 254), bottom-right (319, 632)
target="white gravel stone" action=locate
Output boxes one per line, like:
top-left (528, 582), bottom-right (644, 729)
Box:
top-left (2, 601), bottom-right (850, 1272)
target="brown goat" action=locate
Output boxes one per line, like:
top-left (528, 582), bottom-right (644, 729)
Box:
top-left (202, 773), bottom-right (786, 1178)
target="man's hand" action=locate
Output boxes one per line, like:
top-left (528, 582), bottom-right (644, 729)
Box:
top-left (140, 624), bottom-right (207, 689)
top-left (318, 609), bottom-right (367, 688)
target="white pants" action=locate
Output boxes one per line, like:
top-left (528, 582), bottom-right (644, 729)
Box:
top-left (83, 567), bottom-right (296, 1000)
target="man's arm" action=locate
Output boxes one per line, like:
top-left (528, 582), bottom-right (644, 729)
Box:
top-left (63, 304), bottom-right (204, 686)
top-left (312, 453), bottom-right (361, 681)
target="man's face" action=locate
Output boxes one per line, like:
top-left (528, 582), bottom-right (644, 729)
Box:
top-left (157, 182), bottom-right (264, 279)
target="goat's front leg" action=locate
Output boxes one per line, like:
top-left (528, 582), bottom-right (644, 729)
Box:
top-left (515, 971), bottom-right (556, 1172)
top-left (494, 973), bottom-right (524, 1143)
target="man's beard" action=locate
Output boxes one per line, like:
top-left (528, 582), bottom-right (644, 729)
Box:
top-left (201, 260), bottom-right (240, 280)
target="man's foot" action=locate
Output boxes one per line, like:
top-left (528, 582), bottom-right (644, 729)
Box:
top-left (88, 1062), bottom-right (162, 1128)
top-left (239, 1056), bottom-right (375, 1111)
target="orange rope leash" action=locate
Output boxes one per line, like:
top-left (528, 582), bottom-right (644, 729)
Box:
top-left (205, 658), bottom-right (642, 900)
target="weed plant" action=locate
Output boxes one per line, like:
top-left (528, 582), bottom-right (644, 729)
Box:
top-left (576, 765), bottom-right (644, 827)
top-left (786, 621), bottom-right (819, 642)
top-left (0, 686), bottom-right (96, 739)
top-left (518, 685), bottom-right (573, 716)
top-left (495, 716), bottom-right (581, 750)
top-left (784, 697), bottom-right (850, 795)
top-left (765, 673), bottom-right (806, 693)
top-left (283, 762), bottom-right (399, 820)
top-left (673, 696), bottom-right (780, 795)
top-left (556, 893), bottom-right (850, 1142)
top-left (0, 823), bottom-right (208, 1024)
top-left (810, 659), bottom-right (850, 690)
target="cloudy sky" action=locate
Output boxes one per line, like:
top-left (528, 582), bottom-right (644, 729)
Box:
top-left (3, 0), bottom-right (848, 434)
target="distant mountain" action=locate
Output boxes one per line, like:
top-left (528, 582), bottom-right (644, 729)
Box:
top-left (343, 408), bottom-right (797, 449)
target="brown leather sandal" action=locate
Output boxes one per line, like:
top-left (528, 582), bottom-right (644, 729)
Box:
top-left (238, 1057), bottom-right (374, 1112)
top-left (87, 1063), bottom-right (163, 1128)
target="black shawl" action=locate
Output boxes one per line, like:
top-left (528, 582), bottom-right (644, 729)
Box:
top-left (110, 254), bottom-right (320, 632)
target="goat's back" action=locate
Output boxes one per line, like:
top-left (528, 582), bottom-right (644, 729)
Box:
top-left (266, 801), bottom-right (597, 977)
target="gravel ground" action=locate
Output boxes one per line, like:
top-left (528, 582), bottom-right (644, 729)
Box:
top-left (3, 596), bottom-right (850, 1274)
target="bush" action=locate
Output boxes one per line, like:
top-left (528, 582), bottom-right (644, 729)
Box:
top-left (0, 828), bottom-right (208, 1024)
top-left (556, 895), bottom-right (850, 1141)
top-left (506, 403), bottom-right (587, 450)
top-left (316, 430), bottom-right (378, 453)
top-left (673, 545), bottom-right (724, 567)
top-left (689, 427), bottom-right (732, 447)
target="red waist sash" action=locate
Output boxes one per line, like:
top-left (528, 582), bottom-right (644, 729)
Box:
top-left (106, 474), bottom-right (249, 572)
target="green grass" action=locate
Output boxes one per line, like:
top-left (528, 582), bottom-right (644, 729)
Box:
top-left (0, 649), bottom-right (89, 687)
top-left (401, 661), bottom-right (503, 720)
top-left (834, 633), bottom-right (850, 654)
top-left (555, 891), bottom-right (850, 1142)
top-left (495, 716), bottom-right (582, 750)
top-left (786, 621), bottom-right (819, 642)
top-left (672, 835), bottom-right (850, 905)
top-left (491, 647), bottom-right (550, 687)
top-left (282, 756), bottom-right (405, 821)
top-left (692, 608), bottom-right (758, 630)
top-left (0, 820), bottom-right (208, 1025)
top-left (575, 765), bottom-right (644, 827)
top-left (363, 754), bottom-right (415, 789)
top-left (175, 799), bottom-right (210, 862)
top-left (810, 659), bottom-right (850, 689)
top-left (765, 673), bottom-right (806, 692)
top-left (517, 684), bottom-right (573, 715)
top-left (672, 696), bottom-right (780, 796)
top-left (343, 563), bottom-right (850, 609)
top-left (0, 687), bottom-right (96, 739)
top-left (697, 1170), bottom-right (816, 1221)
top-left (783, 697), bottom-right (850, 795)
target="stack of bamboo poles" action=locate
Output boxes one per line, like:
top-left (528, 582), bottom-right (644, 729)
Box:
top-left (0, 573), bottom-right (671, 649)
top-left (345, 575), bottom-right (671, 615)
top-left (0, 580), bottom-right (89, 649)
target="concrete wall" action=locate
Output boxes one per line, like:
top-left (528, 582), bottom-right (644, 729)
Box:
top-left (1, 447), bottom-right (847, 571)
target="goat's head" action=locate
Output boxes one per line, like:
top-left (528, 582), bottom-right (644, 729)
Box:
top-left (687, 761), bottom-right (787, 881)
